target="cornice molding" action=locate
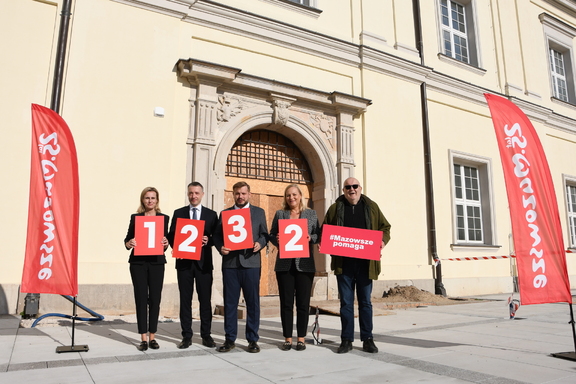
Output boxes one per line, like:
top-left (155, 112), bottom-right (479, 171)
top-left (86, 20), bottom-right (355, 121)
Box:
top-left (116, 0), bottom-right (576, 136)
top-left (176, 59), bottom-right (371, 115)
top-left (542, 0), bottom-right (576, 18)
top-left (258, 0), bottom-right (321, 18)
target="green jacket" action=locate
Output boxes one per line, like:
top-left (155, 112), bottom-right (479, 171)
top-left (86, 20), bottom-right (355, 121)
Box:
top-left (323, 194), bottom-right (391, 280)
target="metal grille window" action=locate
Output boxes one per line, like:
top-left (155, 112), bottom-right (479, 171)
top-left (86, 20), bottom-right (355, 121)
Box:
top-left (454, 164), bottom-right (483, 242)
top-left (550, 48), bottom-right (569, 102)
top-left (441, 0), bottom-right (469, 63)
top-left (567, 184), bottom-right (576, 246)
top-left (226, 130), bottom-right (312, 183)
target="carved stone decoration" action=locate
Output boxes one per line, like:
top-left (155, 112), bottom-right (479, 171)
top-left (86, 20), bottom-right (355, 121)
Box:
top-left (217, 95), bottom-right (246, 123)
top-left (310, 112), bottom-right (335, 148)
top-left (272, 99), bottom-right (292, 126)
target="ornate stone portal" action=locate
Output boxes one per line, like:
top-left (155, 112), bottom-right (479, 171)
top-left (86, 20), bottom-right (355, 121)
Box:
top-left (176, 58), bottom-right (371, 300)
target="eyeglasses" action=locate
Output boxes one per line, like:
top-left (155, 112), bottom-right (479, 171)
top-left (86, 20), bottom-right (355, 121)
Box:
top-left (344, 184), bottom-right (359, 190)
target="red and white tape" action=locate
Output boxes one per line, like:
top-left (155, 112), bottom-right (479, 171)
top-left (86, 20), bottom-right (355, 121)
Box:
top-left (444, 250), bottom-right (574, 261)
top-left (443, 255), bottom-right (514, 261)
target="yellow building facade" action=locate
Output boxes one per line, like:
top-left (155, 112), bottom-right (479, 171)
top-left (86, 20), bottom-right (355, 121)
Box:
top-left (1, 0), bottom-right (576, 315)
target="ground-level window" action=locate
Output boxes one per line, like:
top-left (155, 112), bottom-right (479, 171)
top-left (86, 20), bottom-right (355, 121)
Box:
top-left (451, 151), bottom-right (495, 246)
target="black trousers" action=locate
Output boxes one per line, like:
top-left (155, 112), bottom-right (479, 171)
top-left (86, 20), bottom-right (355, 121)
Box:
top-left (177, 264), bottom-right (213, 339)
top-left (129, 262), bottom-right (165, 334)
top-left (276, 266), bottom-right (314, 338)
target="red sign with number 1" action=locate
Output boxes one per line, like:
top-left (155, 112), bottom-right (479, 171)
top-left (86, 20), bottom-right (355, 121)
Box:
top-left (222, 208), bottom-right (253, 250)
top-left (279, 219), bottom-right (309, 259)
top-left (173, 218), bottom-right (205, 260)
top-left (134, 216), bottom-right (164, 255)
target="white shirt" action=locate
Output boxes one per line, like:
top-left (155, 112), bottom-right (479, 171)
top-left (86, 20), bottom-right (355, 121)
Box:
top-left (189, 204), bottom-right (202, 219)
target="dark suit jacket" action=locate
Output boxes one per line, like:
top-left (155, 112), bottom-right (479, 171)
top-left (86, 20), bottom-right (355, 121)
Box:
top-left (168, 205), bottom-right (218, 273)
top-left (124, 213), bottom-right (169, 264)
top-left (213, 205), bottom-right (269, 269)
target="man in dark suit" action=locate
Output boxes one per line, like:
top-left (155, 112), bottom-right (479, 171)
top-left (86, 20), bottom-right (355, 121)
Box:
top-left (213, 181), bottom-right (269, 353)
top-left (168, 182), bottom-right (218, 349)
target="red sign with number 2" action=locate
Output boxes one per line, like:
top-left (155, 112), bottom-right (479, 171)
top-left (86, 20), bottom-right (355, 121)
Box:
top-left (173, 218), bottom-right (205, 260)
top-left (222, 208), bottom-right (253, 250)
top-left (134, 216), bottom-right (164, 255)
top-left (278, 219), bottom-right (309, 259)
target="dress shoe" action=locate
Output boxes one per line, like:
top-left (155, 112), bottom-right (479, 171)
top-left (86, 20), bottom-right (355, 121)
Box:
top-left (137, 341), bottom-right (148, 351)
top-left (202, 336), bottom-right (216, 348)
top-left (295, 341), bottom-right (306, 351)
top-left (178, 337), bottom-right (192, 349)
top-left (217, 340), bottom-right (236, 352)
top-left (149, 339), bottom-right (159, 349)
top-left (281, 341), bottom-right (292, 351)
top-left (337, 339), bottom-right (353, 354)
top-left (362, 338), bottom-right (378, 353)
top-left (248, 341), bottom-right (260, 353)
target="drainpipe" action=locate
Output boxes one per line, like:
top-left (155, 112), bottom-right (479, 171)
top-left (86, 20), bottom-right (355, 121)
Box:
top-left (50, 0), bottom-right (73, 114)
top-left (412, 0), bottom-right (446, 296)
top-left (24, 0), bottom-right (74, 316)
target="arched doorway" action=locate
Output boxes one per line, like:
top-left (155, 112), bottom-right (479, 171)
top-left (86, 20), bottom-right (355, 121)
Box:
top-left (224, 129), bottom-right (314, 296)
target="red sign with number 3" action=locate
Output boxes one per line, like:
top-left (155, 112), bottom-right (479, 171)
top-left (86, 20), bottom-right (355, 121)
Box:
top-left (134, 216), bottom-right (164, 255)
top-left (279, 219), bottom-right (309, 259)
top-left (173, 218), bottom-right (205, 260)
top-left (222, 209), bottom-right (253, 250)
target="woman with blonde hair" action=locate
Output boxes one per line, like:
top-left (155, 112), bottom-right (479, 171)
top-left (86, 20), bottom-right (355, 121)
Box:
top-left (270, 184), bottom-right (319, 351)
top-left (124, 187), bottom-right (169, 351)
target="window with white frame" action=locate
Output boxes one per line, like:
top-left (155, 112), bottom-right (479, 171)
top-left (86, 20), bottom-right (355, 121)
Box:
top-left (566, 181), bottom-right (576, 247)
top-left (438, 0), bottom-right (479, 67)
top-left (550, 48), bottom-right (569, 101)
top-left (540, 13), bottom-right (576, 104)
top-left (286, 0), bottom-right (313, 6)
top-left (451, 152), bottom-right (495, 246)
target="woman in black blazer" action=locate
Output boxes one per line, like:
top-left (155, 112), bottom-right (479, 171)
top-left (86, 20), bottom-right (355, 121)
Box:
top-left (270, 184), bottom-right (319, 351)
top-left (124, 187), bottom-right (169, 351)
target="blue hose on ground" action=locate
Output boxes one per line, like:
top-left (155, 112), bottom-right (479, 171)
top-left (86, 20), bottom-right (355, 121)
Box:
top-left (31, 295), bottom-right (104, 327)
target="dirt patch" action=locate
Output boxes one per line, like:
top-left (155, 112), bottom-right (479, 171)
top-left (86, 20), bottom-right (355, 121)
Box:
top-left (310, 285), bottom-right (473, 316)
top-left (377, 285), bottom-right (460, 305)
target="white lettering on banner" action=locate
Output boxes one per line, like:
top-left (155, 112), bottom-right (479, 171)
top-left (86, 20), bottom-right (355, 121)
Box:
top-left (37, 132), bottom-right (60, 281)
top-left (504, 123), bottom-right (546, 288)
top-left (330, 234), bottom-right (374, 245)
top-left (329, 233), bottom-right (374, 251)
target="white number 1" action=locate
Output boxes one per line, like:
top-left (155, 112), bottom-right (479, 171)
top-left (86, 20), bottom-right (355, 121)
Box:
top-left (144, 221), bottom-right (156, 248)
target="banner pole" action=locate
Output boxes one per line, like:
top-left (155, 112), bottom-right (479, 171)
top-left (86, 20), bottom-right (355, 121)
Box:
top-left (56, 296), bottom-right (89, 353)
top-left (551, 303), bottom-right (576, 361)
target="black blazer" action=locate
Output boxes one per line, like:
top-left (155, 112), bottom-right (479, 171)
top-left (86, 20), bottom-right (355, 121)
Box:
top-left (168, 205), bottom-right (218, 272)
top-left (124, 213), bottom-right (169, 265)
top-left (213, 205), bottom-right (269, 269)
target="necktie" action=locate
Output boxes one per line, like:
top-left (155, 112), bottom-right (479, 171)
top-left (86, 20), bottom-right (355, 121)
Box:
top-left (192, 207), bottom-right (198, 220)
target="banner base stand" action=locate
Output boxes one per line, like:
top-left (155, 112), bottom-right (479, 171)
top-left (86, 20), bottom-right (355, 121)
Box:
top-left (551, 351), bottom-right (576, 361)
top-left (56, 344), bottom-right (89, 353)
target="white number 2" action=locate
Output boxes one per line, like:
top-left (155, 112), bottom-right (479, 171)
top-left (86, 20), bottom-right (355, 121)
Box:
top-left (178, 224), bottom-right (199, 253)
top-left (228, 214), bottom-right (248, 243)
top-left (284, 224), bottom-right (303, 251)
top-left (143, 221), bottom-right (156, 248)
